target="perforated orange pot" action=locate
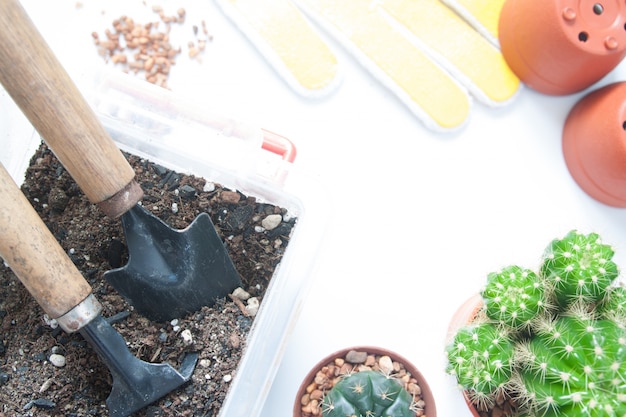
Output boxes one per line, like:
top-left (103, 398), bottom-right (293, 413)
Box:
top-left (562, 81), bottom-right (626, 206)
top-left (499, 0), bottom-right (626, 95)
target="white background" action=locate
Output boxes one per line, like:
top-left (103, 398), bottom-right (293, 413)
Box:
top-left (3, 1), bottom-right (626, 417)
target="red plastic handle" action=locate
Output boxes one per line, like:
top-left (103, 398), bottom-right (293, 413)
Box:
top-left (261, 129), bottom-right (297, 163)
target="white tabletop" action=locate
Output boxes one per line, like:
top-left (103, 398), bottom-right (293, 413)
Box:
top-left (3, 2), bottom-right (626, 417)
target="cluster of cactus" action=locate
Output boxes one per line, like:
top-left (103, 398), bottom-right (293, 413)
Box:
top-left (445, 230), bottom-right (626, 417)
top-left (321, 370), bottom-right (417, 417)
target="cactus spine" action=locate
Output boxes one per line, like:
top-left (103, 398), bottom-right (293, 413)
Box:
top-left (446, 230), bottom-right (626, 417)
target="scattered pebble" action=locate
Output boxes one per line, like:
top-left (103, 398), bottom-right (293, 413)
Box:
top-left (171, 202), bottom-right (179, 213)
top-left (378, 355), bottom-right (394, 375)
top-left (49, 354), bottom-right (66, 368)
top-left (221, 191), bottom-right (240, 204)
top-left (245, 297), bottom-right (259, 317)
top-left (261, 214), bottom-right (282, 231)
top-left (231, 287), bottom-right (250, 301)
top-left (345, 350), bottom-right (368, 364)
top-left (42, 314), bottom-right (58, 329)
top-left (23, 398), bottom-right (56, 410)
top-left (223, 374), bottom-right (232, 383)
top-left (199, 359), bottom-right (211, 368)
top-left (179, 184), bottom-right (197, 199)
top-left (181, 329), bottom-right (193, 345)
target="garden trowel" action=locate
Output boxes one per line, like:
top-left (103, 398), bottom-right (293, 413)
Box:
top-left (0, 161), bottom-right (198, 417)
top-left (0, 0), bottom-right (242, 322)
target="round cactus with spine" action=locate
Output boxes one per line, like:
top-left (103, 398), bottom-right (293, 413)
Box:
top-left (481, 265), bottom-right (546, 330)
top-left (320, 370), bottom-right (416, 417)
top-left (444, 322), bottom-right (515, 409)
top-left (541, 230), bottom-right (618, 307)
top-left (446, 230), bottom-right (626, 417)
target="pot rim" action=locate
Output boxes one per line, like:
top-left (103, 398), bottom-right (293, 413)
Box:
top-left (292, 345), bottom-right (437, 417)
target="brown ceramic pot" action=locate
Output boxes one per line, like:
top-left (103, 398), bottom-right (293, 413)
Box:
top-left (499, 0), bottom-right (626, 95)
top-left (447, 295), bottom-right (484, 417)
top-left (293, 346), bottom-right (437, 417)
top-left (562, 81), bottom-right (626, 207)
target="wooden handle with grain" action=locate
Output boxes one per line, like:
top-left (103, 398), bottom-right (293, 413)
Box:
top-left (0, 0), bottom-right (142, 218)
top-left (0, 163), bottom-right (93, 320)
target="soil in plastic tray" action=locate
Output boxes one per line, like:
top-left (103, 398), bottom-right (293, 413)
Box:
top-left (0, 142), bottom-right (296, 416)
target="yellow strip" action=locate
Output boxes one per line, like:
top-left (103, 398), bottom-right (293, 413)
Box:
top-left (298, 0), bottom-right (470, 130)
top-left (219, 0), bottom-right (339, 94)
top-left (382, 0), bottom-right (519, 104)
top-left (442, 0), bottom-right (505, 41)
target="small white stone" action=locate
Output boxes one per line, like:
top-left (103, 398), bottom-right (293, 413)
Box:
top-left (223, 374), bottom-right (232, 382)
top-left (181, 329), bottom-right (193, 345)
top-left (245, 297), bottom-right (260, 317)
top-left (43, 314), bottom-right (58, 329)
top-left (254, 226), bottom-right (265, 233)
top-left (199, 359), bottom-right (211, 368)
top-left (232, 287), bottom-right (251, 301)
top-left (204, 182), bottom-right (216, 192)
top-left (170, 319), bottom-right (179, 326)
top-left (261, 214), bottom-right (282, 231)
top-left (171, 202), bottom-right (178, 213)
top-left (49, 354), bottom-right (66, 368)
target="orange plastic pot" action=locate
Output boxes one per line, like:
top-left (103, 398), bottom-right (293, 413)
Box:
top-left (293, 346), bottom-right (437, 417)
top-left (499, 0), bottom-right (626, 95)
top-left (563, 81), bottom-right (626, 207)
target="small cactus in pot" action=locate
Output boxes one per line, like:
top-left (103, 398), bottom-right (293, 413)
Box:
top-left (294, 347), bottom-right (436, 417)
top-left (445, 230), bottom-right (626, 417)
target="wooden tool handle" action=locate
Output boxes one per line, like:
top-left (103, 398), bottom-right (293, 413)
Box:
top-left (0, 163), bottom-right (92, 320)
top-left (0, 0), bottom-right (141, 217)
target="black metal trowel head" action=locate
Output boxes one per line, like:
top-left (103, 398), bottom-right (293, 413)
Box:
top-left (79, 315), bottom-right (198, 417)
top-left (105, 204), bottom-right (242, 322)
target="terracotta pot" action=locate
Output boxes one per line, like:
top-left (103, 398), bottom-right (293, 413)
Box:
top-left (293, 346), bottom-right (437, 417)
top-left (562, 81), bottom-right (626, 207)
top-left (498, 0), bottom-right (626, 95)
top-left (447, 295), bottom-right (484, 417)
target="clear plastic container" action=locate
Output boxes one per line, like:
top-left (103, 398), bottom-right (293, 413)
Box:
top-left (4, 70), bottom-right (329, 417)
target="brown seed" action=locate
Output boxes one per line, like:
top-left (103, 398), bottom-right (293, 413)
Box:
top-left (144, 57), bottom-right (155, 71)
top-left (111, 54), bottom-right (127, 64)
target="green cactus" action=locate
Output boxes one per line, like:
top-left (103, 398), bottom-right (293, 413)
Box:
top-left (481, 265), bottom-right (546, 330)
top-left (445, 322), bottom-right (515, 408)
top-left (540, 230), bottom-right (618, 308)
top-left (517, 316), bottom-right (626, 417)
top-left (445, 230), bottom-right (626, 417)
top-left (320, 370), bottom-right (415, 417)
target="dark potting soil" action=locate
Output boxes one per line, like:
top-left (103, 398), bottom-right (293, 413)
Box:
top-left (0, 142), bottom-right (295, 416)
